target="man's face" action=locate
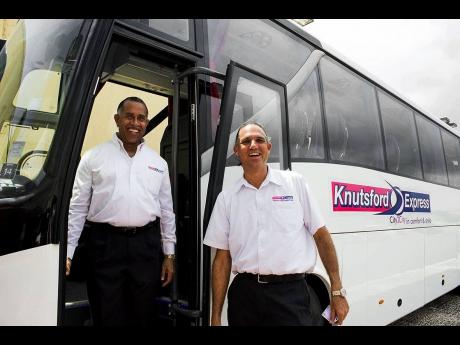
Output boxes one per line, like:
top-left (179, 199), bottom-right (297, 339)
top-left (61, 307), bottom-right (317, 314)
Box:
top-left (234, 124), bottom-right (272, 169)
top-left (114, 100), bottom-right (148, 145)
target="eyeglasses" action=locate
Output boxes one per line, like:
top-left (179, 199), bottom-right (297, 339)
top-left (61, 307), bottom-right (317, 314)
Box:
top-left (239, 136), bottom-right (270, 146)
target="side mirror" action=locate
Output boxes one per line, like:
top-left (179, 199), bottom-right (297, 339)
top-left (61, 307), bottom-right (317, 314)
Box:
top-left (13, 69), bottom-right (61, 113)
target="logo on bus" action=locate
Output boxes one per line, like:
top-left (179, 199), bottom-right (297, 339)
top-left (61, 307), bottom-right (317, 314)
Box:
top-left (332, 181), bottom-right (431, 215)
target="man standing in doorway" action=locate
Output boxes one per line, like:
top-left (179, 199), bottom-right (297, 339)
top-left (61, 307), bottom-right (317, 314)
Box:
top-left (66, 97), bottom-right (176, 326)
top-left (204, 120), bottom-right (349, 326)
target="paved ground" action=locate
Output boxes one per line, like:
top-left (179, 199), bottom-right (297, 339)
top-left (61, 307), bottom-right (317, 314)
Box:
top-left (390, 288), bottom-right (460, 326)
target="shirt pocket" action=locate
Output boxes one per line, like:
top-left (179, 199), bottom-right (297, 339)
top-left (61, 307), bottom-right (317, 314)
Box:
top-left (138, 167), bottom-right (163, 196)
top-left (271, 200), bottom-right (303, 233)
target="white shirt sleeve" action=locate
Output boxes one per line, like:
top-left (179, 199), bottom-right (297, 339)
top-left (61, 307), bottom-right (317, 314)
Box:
top-left (159, 164), bottom-right (176, 255)
top-left (203, 192), bottom-right (230, 250)
top-left (301, 177), bottom-right (325, 235)
top-left (67, 152), bottom-right (93, 259)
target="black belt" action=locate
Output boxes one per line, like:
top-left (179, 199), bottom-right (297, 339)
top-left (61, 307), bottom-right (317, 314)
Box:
top-left (238, 272), bottom-right (306, 284)
top-left (85, 219), bottom-right (158, 235)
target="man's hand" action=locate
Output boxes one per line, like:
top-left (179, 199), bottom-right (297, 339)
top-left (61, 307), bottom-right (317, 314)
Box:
top-left (330, 295), bottom-right (349, 325)
top-left (161, 256), bottom-right (174, 287)
top-left (66, 258), bottom-right (72, 276)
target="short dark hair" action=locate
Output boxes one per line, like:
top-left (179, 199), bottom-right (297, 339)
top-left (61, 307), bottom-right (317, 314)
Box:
top-left (117, 97), bottom-right (148, 116)
top-left (234, 120), bottom-right (270, 147)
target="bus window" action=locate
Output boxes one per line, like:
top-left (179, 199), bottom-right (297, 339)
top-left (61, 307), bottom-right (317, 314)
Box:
top-left (441, 129), bottom-right (460, 188)
top-left (0, 19), bottom-right (85, 197)
top-left (225, 76), bottom-right (284, 167)
top-left (320, 57), bottom-right (384, 170)
top-left (203, 19), bottom-right (312, 152)
top-left (147, 19), bottom-right (190, 41)
top-left (288, 68), bottom-right (324, 160)
top-left (207, 19), bottom-right (311, 85)
top-left (415, 113), bottom-right (448, 185)
top-left (378, 90), bottom-right (422, 179)
top-left (121, 19), bottom-right (194, 50)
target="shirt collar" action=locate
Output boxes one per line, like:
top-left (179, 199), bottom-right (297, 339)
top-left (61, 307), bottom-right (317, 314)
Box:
top-left (112, 133), bottom-right (145, 153)
top-left (237, 165), bottom-right (282, 191)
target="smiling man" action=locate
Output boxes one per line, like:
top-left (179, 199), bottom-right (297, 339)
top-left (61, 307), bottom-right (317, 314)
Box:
top-left (66, 97), bottom-right (176, 326)
top-left (204, 120), bottom-right (349, 326)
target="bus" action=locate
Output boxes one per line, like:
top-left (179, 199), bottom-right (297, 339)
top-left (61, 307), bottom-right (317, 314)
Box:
top-left (0, 19), bottom-right (459, 326)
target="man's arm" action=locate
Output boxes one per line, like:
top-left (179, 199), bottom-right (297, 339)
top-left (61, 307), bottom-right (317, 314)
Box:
top-left (211, 249), bottom-right (231, 326)
top-left (66, 154), bottom-right (93, 275)
top-left (313, 226), bottom-right (349, 325)
top-left (158, 164), bottom-right (176, 255)
top-left (158, 165), bottom-right (176, 286)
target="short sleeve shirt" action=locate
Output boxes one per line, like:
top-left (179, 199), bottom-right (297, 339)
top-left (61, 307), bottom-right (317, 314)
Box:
top-left (203, 167), bottom-right (325, 275)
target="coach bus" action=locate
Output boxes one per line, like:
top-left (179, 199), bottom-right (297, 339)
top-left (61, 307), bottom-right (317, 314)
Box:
top-left (0, 19), bottom-right (459, 326)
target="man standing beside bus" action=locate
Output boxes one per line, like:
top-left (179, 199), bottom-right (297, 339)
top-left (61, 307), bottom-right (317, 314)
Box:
top-left (204, 121), bottom-right (349, 326)
top-left (66, 96), bottom-right (176, 326)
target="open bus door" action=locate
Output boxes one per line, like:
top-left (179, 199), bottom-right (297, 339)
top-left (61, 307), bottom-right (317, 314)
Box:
top-left (62, 24), bottom-right (208, 326)
top-left (201, 61), bottom-right (289, 325)
top-left (0, 19), bottom-right (204, 326)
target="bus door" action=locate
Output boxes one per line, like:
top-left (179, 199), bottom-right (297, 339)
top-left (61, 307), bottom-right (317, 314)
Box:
top-left (201, 61), bottom-right (288, 325)
top-left (62, 25), bottom-right (205, 326)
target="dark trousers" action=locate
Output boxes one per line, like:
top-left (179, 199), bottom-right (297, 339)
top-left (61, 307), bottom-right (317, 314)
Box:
top-left (227, 273), bottom-right (314, 326)
top-left (84, 220), bottom-right (161, 326)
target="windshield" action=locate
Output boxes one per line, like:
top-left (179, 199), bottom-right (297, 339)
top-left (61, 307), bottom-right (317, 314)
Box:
top-left (0, 19), bottom-right (85, 198)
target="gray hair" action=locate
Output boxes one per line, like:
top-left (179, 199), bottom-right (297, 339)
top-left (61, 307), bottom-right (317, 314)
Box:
top-left (233, 120), bottom-right (271, 147)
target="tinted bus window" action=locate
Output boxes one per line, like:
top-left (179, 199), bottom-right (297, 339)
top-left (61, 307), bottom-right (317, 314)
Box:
top-left (202, 19), bottom-right (313, 156)
top-left (207, 19), bottom-right (312, 84)
top-left (147, 19), bottom-right (190, 41)
top-left (122, 19), bottom-right (194, 49)
top-left (288, 68), bottom-right (324, 160)
top-left (0, 20), bottom-right (85, 197)
top-left (226, 76), bottom-right (284, 167)
top-left (320, 57), bottom-right (384, 169)
top-left (441, 129), bottom-right (460, 188)
top-left (378, 91), bottom-right (422, 179)
top-left (415, 113), bottom-right (448, 185)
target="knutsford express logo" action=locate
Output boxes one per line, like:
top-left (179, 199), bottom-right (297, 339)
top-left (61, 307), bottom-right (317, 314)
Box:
top-left (332, 181), bottom-right (430, 215)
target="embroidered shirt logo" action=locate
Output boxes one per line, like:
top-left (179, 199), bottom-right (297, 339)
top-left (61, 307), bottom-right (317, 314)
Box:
top-left (148, 166), bottom-right (164, 174)
top-left (272, 195), bottom-right (294, 202)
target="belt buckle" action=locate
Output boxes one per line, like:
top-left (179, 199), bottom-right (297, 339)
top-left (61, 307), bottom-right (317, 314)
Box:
top-left (257, 274), bottom-right (269, 284)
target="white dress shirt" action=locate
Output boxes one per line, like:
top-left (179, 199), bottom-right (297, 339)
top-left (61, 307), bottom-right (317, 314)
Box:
top-left (67, 134), bottom-right (176, 259)
top-left (203, 167), bottom-right (325, 275)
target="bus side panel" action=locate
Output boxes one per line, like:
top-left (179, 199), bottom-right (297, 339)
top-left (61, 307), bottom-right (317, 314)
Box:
top-left (0, 244), bottom-right (59, 325)
top-left (366, 229), bottom-right (425, 325)
top-left (425, 226), bottom-right (460, 303)
top-left (331, 233), bottom-right (367, 325)
top-left (291, 162), bottom-right (459, 325)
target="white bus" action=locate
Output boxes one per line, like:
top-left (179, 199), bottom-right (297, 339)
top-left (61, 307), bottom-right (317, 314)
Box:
top-left (0, 19), bottom-right (459, 326)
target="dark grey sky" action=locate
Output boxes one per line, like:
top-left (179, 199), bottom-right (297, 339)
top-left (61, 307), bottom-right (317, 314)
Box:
top-left (302, 19), bottom-right (460, 135)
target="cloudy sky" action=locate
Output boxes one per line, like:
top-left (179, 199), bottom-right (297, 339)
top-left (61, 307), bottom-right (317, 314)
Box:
top-left (302, 19), bottom-right (460, 135)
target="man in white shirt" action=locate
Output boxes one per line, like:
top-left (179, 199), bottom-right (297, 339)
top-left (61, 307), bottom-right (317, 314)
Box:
top-left (66, 97), bottom-right (176, 326)
top-left (204, 121), bottom-right (349, 326)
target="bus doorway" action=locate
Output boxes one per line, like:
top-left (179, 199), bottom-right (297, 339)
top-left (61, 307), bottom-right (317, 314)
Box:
top-left (63, 37), bottom-right (198, 326)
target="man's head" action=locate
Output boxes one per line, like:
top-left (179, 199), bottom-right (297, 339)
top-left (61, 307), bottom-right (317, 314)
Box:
top-left (114, 97), bottom-right (149, 146)
top-left (233, 120), bottom-right (272, 169)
